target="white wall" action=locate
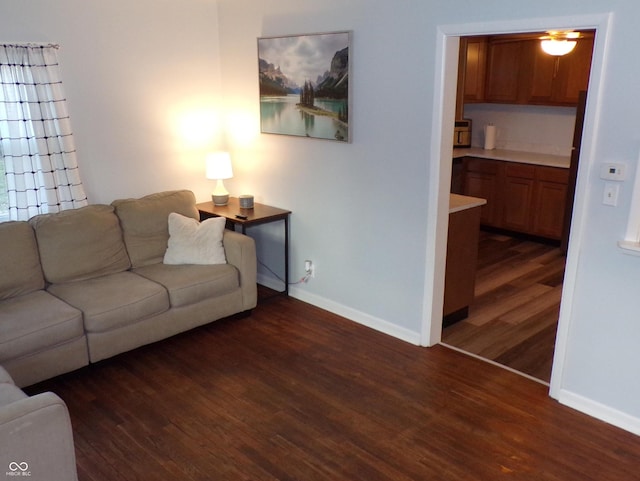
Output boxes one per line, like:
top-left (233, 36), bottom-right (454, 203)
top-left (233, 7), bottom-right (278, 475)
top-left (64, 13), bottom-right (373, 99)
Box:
top-left (0, 0), bottom-right (223, 204)
top-left (3, 0), bottom-right (640, 434)
top-left (216, 0), bottom-right (640, 434)
top-left (216, 0), bottom-right (433, 342)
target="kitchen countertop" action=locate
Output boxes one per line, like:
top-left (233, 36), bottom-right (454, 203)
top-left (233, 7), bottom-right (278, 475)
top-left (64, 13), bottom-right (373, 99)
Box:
top-left (449, 193), bottom-right (487, 214)
top-left (453, 147), bottom-right (571, 169)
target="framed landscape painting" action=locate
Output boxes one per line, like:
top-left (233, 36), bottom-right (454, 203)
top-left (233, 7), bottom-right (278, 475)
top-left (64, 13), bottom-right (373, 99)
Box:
top-left (258, 31), bottom-right (351, 142)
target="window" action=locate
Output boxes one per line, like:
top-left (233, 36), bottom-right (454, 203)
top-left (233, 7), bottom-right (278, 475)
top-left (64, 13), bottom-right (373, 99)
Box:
top-left (0, 44), bottom-right (87, 221)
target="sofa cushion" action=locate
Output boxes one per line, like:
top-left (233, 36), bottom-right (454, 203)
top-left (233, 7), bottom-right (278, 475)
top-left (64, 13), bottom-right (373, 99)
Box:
top-left (47, 271), bottom-right (170, 333)
top-left (112, 190), bottom-right (200, 268)
top-left (0, 222), bottom-right (44, 300)
top-left (164, 213), bottom-right (227, 265)
top-left (29, 205), bottom-right (131, 284)
top-left (133, 263), bottom-right (239, 307)
top-left (0, 290), bottom-right (84, 363)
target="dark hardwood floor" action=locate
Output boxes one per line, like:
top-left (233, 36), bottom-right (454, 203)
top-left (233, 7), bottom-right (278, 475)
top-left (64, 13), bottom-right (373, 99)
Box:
top-left (442, 231), bottom-right (565, 383)
top-left (26, 289), bottom-right (640, 481)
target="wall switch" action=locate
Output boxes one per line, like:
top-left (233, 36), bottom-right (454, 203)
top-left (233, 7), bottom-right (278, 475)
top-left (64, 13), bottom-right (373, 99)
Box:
top-left (600, 162), bottom-right (627, 181)
top-left (603, 182), bottom-right (620, 206)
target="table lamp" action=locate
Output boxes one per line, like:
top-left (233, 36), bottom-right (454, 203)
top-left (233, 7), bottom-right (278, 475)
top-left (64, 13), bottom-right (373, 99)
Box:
top-left (206, 151), bottom-right (233, 205)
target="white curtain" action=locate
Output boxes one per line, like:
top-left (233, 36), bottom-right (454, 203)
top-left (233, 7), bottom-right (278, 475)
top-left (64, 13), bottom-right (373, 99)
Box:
top-left (0, 44), bottom-right (87, 221)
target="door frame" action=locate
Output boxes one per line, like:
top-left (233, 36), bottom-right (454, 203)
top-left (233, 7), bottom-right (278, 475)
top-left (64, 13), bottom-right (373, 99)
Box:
top-left (421, 13), bottom-right (612, 399)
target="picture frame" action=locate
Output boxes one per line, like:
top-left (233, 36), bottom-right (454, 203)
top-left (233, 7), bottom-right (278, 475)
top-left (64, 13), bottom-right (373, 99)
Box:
top-left (257, 31), bottom-right (352, 143)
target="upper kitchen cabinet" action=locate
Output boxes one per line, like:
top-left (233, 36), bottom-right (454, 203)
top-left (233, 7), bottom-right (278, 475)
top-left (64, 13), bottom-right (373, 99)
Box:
top-left (461, 37), bottom-right (487, 103)
top-left (484, 38), bottom-right (524, 103)
top-left (459, 31), bottom-right (594, 107)
top-left (455, 36), bottom-right (488, 118)
top-left (526, 34), bottom-right (594, 105)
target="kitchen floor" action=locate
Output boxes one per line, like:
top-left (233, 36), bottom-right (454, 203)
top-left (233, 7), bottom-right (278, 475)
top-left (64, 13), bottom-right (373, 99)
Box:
top-left (441, 231), bottom-right (565, 383)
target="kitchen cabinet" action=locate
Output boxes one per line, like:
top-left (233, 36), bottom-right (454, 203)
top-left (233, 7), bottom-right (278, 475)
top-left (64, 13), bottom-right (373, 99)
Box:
top-left (451, 158), bottom-right (465, 194)
top-left (473, 32), bottom-right (594, 107)
top-left (461, 157), bottom-right (569, 240)
top-left (463, 157), bottom-right (502, 227)
top-left (455, 36), bottom-right (487, 117)
top-left (526, 36), bottom-right (594, 105)
top-left (461, 36), bottom-right (487, 103)
top-left (484, 38), bottom-right (523, 103)
top-left (503, 163), bottom-right (536, 232)
top-left (532, 167), bottom-right (570, 239)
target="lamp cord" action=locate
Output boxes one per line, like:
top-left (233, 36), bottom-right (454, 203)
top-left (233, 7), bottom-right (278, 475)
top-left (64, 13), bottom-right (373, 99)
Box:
top-left (258, 258), bottom-right (311, 286)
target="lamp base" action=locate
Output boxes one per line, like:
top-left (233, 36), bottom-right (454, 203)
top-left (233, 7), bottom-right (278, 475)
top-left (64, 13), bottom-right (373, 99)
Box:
top-left (212, 193), bottom-right (229, 206)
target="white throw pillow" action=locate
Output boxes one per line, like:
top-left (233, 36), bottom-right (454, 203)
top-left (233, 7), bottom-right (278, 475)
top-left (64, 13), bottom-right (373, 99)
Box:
top-left (163, 213), bottom-right (227, 265)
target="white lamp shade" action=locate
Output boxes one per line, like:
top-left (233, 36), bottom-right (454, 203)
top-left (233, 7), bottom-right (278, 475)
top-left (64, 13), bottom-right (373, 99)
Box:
top-left (206, 152), bottom-right (233, 180)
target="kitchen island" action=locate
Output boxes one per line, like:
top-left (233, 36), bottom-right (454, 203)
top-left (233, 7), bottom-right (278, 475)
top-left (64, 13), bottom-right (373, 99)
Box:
top-left (444, 193), bottom-right (487, 326)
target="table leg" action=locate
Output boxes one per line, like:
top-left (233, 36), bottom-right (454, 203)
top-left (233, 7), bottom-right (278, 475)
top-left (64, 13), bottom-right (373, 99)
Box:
top-left (284, 216), bottom-right (289, 295)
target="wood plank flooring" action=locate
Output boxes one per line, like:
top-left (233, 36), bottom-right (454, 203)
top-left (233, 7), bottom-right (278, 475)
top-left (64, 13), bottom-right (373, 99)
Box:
top-left (25, 290), bottom-right (640, 481)
top-left (442, 231), bottom-right (566, 383)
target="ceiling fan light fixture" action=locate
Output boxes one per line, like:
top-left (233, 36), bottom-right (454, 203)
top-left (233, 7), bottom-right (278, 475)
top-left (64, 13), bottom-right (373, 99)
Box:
top-left (540, 31), bottom-right (580, 56)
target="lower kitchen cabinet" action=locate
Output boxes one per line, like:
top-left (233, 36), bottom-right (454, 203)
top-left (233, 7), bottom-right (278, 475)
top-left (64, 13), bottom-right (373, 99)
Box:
top-left (462, 156), bottom-right (569, 240)
top-left (463, 157), bottom-right (502, 227)
top-left (532, 168), bottom-right (570, 239)
top-left (503, 163), bottom-right (536, 232)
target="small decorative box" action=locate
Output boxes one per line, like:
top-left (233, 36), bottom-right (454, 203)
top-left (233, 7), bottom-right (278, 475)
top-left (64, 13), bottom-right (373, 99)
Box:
top-left (239, 194), bottom-right (254, 209)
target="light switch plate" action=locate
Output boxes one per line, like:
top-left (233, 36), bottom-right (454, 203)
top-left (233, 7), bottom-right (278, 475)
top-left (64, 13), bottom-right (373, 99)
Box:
top-left (603, 182), bottom-right (620, 206)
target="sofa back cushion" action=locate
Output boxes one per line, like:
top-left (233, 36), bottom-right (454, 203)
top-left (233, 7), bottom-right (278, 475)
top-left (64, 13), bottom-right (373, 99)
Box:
top-left (29, 205), bottom-right (131, 284)
top-left (111, 190), bottom-right (199, 268)
top-left (0, 221), bottom-right (45, 300)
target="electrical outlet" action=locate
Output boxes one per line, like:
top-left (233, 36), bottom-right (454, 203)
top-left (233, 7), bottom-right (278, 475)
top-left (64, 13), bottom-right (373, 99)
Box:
top-left (304, 260), bottom-right (315, 278)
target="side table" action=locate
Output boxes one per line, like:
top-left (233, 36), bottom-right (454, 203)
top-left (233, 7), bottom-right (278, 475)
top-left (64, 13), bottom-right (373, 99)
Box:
top-left (196, 197), bottom-right (292, 295)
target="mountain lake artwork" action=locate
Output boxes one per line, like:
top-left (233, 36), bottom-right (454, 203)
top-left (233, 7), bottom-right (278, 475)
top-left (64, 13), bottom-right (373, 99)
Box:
top-left (258, 31), bottom-right (351, 142)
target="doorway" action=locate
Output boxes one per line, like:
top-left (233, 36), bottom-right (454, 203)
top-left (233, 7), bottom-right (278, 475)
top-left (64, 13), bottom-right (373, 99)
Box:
top-left (421, 13), bottom-right (611, 399)
top-left (440, 31), bottom-right (593, 384)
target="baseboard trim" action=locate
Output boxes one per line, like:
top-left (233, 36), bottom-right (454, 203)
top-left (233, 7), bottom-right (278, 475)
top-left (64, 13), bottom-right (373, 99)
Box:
top-left (283, 284), bottom-right (421, 346)
top-left (257, 274), bottom-right (287, 293)
top-left (558, 389), bottom-right (640, 436)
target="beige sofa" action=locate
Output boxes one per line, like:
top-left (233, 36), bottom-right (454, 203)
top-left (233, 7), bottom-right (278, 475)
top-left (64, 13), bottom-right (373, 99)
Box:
top-left (0, 190), bottom-right (257, 387)
top-left (0, 366), bottom-right (78, 481)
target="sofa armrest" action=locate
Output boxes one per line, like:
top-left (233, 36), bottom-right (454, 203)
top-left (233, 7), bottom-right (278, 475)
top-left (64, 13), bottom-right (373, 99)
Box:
top-left (223, 230), bottom-right (257, 310)
top-left (0, 366), bottom-right (14, 384)
top-left (0, 392), bottom-right (78, 481)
